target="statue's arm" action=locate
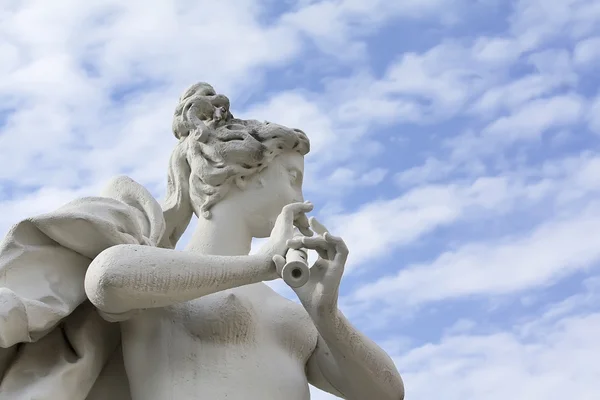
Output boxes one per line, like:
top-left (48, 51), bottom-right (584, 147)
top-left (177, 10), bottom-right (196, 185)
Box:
top-left (84, 244), bottom-right (275, 317)
top-left (306, 312), bottom-right (404, 400)
top-left (284, 220), bottom-right (403, 399)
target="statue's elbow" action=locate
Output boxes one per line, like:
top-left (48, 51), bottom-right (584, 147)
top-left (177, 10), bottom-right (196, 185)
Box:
top-left (381, 371), bottom-right (405, 400)
top-left (398, 383), bottom-right (405, 400)
top-left (393, 374), bottom-right (405, 400)
top-left (84, 246), bottom-right (128, 314)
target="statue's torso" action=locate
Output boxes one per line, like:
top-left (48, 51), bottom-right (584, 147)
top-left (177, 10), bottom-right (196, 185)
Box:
top-left (120, 283), bottom-right (319, 400)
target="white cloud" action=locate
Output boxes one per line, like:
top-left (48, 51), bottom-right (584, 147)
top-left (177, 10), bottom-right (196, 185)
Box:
top-left (316, 276), bottom-right (600, 400)
top-left (509, 0), bottom-right (600, 50)
top-left (348, 150), bottom-right (600, 305)
top-left (446, 94), bottom-right (585, 165)
top-left (329, 152), bottom-right (600, 276)
top-left (379, 43), bottom-right (487, 120)
top-left (395, 157), bottom-right (451, 187)
top-left (353, 202), bottom-right (600, 306)
top-left (340, 150), bottom-right (600, 307)
top-left (471, 36), bottom-right (521, 65)
top-left (326, 167), bottom-right (387, 187)
top-left (469, 51), bottom-right (577, 117)
top-left (481, 94), bottom-right (584, 142)
top-left (574, 36), bottom-right (600, 67)
top-left (324, 176), bottom-right (518, 271)
top-left (588, 94), bottom-right (600, 134)
top-left (442, 318), bottom-right (477, 336)
top-left (396, 278), bottom-right (600, 400)
top-left (281, 0), bottom-right (462, 58)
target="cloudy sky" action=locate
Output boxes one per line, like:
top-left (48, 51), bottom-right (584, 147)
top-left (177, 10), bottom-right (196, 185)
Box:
top-left (1, 0), bottom-right (600, 398)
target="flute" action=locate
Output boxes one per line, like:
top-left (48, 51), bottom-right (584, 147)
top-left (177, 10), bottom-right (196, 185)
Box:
top-left (280, 247), bottom-right (309, 288)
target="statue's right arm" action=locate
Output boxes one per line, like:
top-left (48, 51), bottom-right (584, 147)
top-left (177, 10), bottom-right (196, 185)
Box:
top-left (84, 244), bottom-right (275, 316)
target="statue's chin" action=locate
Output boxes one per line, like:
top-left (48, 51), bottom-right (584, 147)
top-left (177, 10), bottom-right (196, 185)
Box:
top-left (251, 217), bottom-right (276, 239)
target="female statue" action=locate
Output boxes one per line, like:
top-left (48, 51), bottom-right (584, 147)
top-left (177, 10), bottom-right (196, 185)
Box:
top-left (0, 82), bottom-right (403, 400)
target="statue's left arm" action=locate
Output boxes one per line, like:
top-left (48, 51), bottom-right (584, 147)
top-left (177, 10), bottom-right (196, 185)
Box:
top-left (306, 310), bottom-right (404, 400)
top-left (280, 218), bottom-right (404, 400)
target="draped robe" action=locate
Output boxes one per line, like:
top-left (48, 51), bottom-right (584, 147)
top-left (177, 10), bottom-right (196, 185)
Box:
top-left (0, 177), bottom-right (165, 399)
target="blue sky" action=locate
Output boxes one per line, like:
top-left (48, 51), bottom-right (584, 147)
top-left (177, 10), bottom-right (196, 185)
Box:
top-left (1, 0), bottom-right (600, 398)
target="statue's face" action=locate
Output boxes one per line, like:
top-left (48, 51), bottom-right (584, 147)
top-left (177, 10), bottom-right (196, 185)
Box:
top-left (191, 86), bottom-right (231, 122)
top-left (232, 150), bottom-right (305, 238)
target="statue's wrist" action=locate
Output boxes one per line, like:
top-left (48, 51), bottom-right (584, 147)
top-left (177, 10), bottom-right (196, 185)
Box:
top-left (252, 253), bottom-right (278, 281)
top-left (305, 301), bottom-right (339, 327)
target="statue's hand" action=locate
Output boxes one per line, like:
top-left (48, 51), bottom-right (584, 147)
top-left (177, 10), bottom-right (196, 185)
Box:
top-left (283, 217), bottom-right (348, 320)
top-left (258, 201), bottom-right (313, 277)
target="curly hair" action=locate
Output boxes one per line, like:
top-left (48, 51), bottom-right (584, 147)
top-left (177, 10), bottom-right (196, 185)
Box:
top-left (160, 83), bottom-right (310, 249)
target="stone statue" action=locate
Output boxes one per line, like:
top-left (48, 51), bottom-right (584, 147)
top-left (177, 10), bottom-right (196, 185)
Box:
top-left (0, 82), bottom-right (404, 399)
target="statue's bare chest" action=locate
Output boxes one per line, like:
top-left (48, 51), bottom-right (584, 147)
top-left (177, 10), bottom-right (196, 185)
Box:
top-left (125, 284), bottom-right (318, 363)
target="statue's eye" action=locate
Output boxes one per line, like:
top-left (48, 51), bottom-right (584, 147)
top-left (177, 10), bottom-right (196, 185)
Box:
top-left (289, 170), bottom-right (303, 185)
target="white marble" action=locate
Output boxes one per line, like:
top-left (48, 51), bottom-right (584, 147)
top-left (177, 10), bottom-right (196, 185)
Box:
top-left (0, 82), bottom-right (404, 400)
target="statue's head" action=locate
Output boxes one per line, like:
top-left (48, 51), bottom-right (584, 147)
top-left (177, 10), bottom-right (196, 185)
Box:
top-left (161, 82), bottom-right (310, 248)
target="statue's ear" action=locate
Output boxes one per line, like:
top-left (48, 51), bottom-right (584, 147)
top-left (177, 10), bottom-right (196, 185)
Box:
top-left (185, 102), bottom-right (210, 143)
top-left (190, 125), bottom-right (209, 143)
top-left (234, 175), bottom-right (248, 190)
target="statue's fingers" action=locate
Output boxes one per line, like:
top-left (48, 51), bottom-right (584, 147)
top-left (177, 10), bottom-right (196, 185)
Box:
top-left (314, 246), bottom-right (329, 260)
top-left (324, 233), bottom-right (349, 258)
top-left (272, 254), bottom-right (286, 276)
top-left (312, 257), bottom-right (329, 272)
top-left (282, 202), bottom-right (313, 226)
top-left (287, 236), bottom-right (335, 259)
top-left (308, 216), bottom-right (329, 236)
top-left (294, 213), bottom-right (313, 237)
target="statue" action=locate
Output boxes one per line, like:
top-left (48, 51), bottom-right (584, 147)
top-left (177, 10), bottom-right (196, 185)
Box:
top-left (0, 82), bottom-right (404, 399)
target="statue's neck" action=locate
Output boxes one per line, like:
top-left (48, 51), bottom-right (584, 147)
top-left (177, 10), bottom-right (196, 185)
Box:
top-left (184, 211), bottom-right (253, 256)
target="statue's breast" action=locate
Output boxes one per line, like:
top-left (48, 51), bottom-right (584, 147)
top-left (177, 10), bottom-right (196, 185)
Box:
top-left (144, 286), bottom-right (318, 362)
top-left (171, 290), bottom-right (259, 345)
top-left (262, 296), bottom-right (319, 363)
